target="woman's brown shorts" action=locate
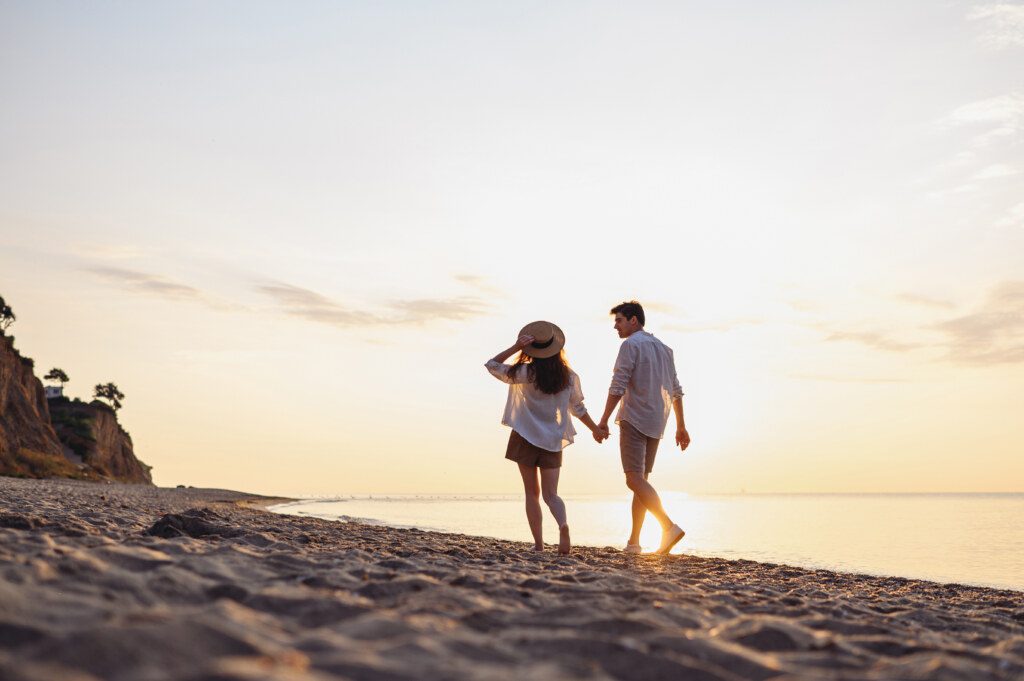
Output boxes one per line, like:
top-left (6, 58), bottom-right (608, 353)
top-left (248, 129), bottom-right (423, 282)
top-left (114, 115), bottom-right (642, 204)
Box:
top-left (505, 430), bottom-right (562, 469)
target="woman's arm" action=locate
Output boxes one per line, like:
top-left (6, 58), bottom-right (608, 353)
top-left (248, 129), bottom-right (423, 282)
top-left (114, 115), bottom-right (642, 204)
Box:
top-left (490, 334), bottom-right (535, 364)
top-left (485, 334), bottom-right (536, 384)
top-left (569, 374), bottom-right (608, 442)
top-left (577, 412), bottom-right (608, 442)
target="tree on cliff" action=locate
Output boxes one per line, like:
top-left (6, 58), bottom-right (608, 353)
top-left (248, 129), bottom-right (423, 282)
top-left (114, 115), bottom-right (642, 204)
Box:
top-left (45, 368), bottom-right (70, 388)
top-left (0, 295), bottom-right (15, 332)
top-left (93, 382), bottom-right (125, 412)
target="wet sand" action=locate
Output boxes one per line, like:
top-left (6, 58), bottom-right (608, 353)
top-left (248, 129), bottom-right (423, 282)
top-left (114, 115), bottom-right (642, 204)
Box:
top-left (1, 476), bottom-right (1021, 680)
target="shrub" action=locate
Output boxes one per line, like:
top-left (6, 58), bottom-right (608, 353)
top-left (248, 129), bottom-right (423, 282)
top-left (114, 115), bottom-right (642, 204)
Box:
top-left (51, 413), bottom-right (96, 459)
top-left (0, 448), bottom-right (90, 480)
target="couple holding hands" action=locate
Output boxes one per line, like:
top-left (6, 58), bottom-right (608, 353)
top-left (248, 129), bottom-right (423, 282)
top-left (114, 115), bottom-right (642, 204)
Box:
top-left (485, 300), bottom-right (690, 557)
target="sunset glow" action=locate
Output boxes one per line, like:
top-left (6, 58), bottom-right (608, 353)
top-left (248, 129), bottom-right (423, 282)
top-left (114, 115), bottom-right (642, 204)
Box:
top-left (2, 2), bottom-right (1021, 497)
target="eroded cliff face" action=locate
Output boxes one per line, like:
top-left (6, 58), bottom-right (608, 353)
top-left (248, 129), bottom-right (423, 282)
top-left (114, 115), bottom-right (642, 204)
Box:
top-left (0, 334), bottom-right (74, 477)
top-left (1, 333), bottom-right (153, 484)
top-left (49, 400), bottom-right (153, 484)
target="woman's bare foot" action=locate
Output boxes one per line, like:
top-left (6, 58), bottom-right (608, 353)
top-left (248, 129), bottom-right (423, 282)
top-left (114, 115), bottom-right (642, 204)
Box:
top-left (531, 543), bottom-right (544, 552)
top-left (558, 525), bottom-right (571, 555)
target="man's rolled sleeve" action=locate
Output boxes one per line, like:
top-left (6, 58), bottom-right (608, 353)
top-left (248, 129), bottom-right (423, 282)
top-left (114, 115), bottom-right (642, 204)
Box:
top-left (671, 374), bottom-right (684, 399)
top-left (608, 343), bottom-right (635, 396)
top-left (668, 348), bottom-right (684, 398)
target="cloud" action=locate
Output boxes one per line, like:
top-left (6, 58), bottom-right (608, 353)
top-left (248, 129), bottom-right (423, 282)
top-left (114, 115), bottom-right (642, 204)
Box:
top-left (932, 280), bottom-right (1024, 365)
top-left (936, 92), bottom-right (1024, 147)
top-left (257, 283), bottom-right (366, 326)
top-left (388, 297), bottom-right (488, 322)
top-left (86, 266), bottom-right (244, 312)
top-left (825, 331), bottom-right (924, 353)
top-left (454, 273), bottom-right (504, 296)
top-left (995, 200), bottom-right (1024, 228)
top-left (951, 162), bottom-right (1023, 194)
top-left (257, 282), bottom-right (488, 328)
top-left (969, 3), bottom-right (1024, 49)
top-left (927, 93), bottom-right (1023, 196)
top-left (454, 274), bottom-right (485, 286)
top-left (893, 293), bottom-right (956, 310)
top-left (641, 301), bottom-right (682, 315)
top-left (88, 267), bottom-right (203, 300)
top-left (972, 163), bottom-right (1021, 181)
top-left (814, 284), bottom-right (1023, 365)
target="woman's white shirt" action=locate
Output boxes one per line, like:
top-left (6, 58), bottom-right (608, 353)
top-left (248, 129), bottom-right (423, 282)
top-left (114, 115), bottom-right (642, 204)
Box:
top-left (485, 359), bottom-right (588, 452)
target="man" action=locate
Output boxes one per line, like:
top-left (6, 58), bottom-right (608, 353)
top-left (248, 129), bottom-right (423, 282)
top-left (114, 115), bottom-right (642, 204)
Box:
top-left (598, 301), bottom-right (690, 555)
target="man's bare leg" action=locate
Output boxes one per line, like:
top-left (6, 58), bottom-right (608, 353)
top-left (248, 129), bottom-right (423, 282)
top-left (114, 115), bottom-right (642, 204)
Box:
top-left (628, 483), bottom-right (647, 545)
top-left (517, 463), bottom-right (543, 550)
top-left (625, 472), bottom-right (672, 531)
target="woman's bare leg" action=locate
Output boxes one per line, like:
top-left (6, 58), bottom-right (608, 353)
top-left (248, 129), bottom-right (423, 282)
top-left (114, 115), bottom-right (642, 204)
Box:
top-left (540, 467), bottom-right (570, 554)
top-left (518, 463), bottom-right (543, 550)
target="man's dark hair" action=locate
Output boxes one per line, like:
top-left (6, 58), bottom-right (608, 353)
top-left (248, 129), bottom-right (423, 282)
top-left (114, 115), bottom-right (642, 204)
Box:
top-left (610, 300), bottom-right (645, 326)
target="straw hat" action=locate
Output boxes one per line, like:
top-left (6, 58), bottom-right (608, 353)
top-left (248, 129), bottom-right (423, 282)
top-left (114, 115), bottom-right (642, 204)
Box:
top-left (518, 320), bottom-right (565, 358)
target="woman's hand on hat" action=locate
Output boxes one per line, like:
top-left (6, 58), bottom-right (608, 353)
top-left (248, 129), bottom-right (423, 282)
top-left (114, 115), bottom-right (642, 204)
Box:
top-left (515, 334), bottom-right (536, 349)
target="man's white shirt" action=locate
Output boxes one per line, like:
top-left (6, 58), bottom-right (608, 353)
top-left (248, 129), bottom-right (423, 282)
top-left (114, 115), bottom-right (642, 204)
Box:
top-left (609, 331), bottom-right (683, 439)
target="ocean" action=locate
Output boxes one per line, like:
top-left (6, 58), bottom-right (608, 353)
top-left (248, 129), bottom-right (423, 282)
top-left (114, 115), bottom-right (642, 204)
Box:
top-left (270, 492), bottom-right (1024, 591)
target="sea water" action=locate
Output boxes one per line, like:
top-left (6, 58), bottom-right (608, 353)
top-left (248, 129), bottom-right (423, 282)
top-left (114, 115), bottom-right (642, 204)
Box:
top-left (270, 493), bottom-right (1024, 591)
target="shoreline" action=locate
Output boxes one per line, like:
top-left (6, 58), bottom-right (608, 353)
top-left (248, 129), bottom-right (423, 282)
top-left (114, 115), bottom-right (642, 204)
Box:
top-left (2, 476), bottom-right (1022, 680)
top-left (271, 500), bottom-right (1024, 594)
top-left (269, 493), bottom-right (1024, 594)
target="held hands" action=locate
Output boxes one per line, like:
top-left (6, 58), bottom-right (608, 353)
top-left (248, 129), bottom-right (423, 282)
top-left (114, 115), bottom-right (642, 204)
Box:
top-left (592, 421), bottom-right (610, 444)
top-left (675, 427), bottom-right (691, 451)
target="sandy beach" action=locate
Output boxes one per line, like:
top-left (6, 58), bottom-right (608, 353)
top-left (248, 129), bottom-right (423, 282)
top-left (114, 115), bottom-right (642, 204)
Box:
top-left (1, 477), bottom-right (1021, 681)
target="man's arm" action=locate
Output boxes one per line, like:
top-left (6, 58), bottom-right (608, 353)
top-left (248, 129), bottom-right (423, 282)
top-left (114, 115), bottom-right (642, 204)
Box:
top-left (673, 397), bottom-right (690, 450)
top-left (598, 393), bottom-right (622, 432)
top-left (577, 412), bottom-right (608, 443)
top-left (599, 342), bottom-right (634, 434)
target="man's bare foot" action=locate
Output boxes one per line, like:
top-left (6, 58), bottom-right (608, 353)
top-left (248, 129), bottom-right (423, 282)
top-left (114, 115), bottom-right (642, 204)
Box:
top-left (558, 525), bottom-right (571, 555)
top-left (531, 544), bottom-right (544, 552)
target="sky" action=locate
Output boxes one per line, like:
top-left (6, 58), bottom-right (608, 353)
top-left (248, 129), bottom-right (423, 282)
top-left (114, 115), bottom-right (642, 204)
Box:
top-left (1, 1), bottom-right (1022, 497)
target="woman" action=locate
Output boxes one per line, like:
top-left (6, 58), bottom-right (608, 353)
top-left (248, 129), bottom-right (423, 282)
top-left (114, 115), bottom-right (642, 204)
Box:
top-left (485, 320), bottom-right (604, 555)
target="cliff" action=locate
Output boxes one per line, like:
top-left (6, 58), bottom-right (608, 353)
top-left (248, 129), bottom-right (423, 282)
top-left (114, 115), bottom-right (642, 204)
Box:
top-left (0, 334), bottom-right (79, 478)
top-left (0, 333), bottom-right (153, 484)
top-left (49, 399), bottom-right (153, 484)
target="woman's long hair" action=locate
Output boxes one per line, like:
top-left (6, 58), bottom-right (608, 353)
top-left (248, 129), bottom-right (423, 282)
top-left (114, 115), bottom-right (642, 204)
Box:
top-left (507, 350), bottom-right (571, 395)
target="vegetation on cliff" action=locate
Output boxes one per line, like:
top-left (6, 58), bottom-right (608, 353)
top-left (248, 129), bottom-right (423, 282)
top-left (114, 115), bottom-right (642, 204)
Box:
top-left (93, 382), bottom-right (125, 412)
top-left (44, 367), bottom-right (69, 389)
top-left (0, 295), bottom-right (15, 332)
top-left (0, 293), bottom-right (152, 484)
